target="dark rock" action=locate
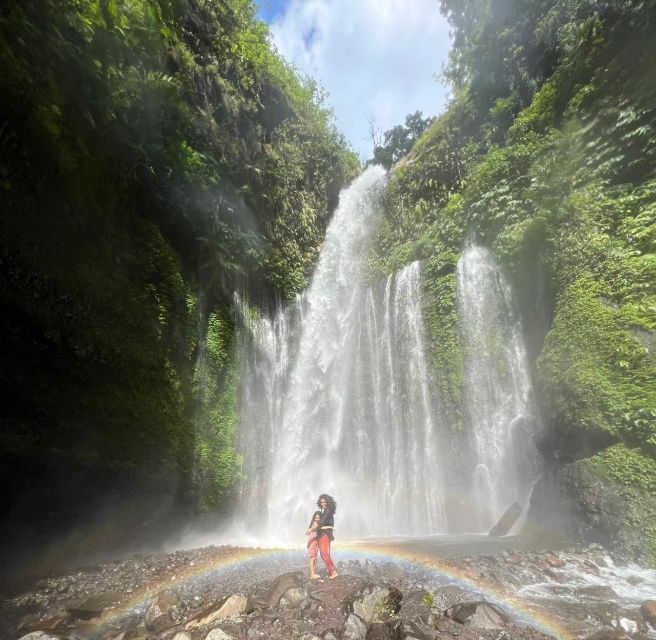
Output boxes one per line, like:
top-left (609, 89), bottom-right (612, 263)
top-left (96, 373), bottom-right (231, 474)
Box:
top-left (280, 586), bottom-right (309, 607)
top-left (145, 590), bottom-right (179, 632)
top-left (431, 585), bottom-right (470, 610)
top-left (348, 585), bottom-right (402, 623)
top-left (528, 461), bottom-right (656, 562)
top-left (544, 554), bottom-right (565, 568)
top-left (186, 594), bottom-right (253, 630)
top-left (310, 574), bottom-right (362, 609)
top-left (265, 572), bottom-right (304, 606)
top-left (342, 613), bottom-right (367, 640)
top-left (397, 590), bottom-right (433, 618)
top-left (489, 502), bottom-right (523, 536)
top-left (365, 620), bottom-right (402, 640)
top-left (67, 592), bottom-right (123, 620)
top-left (641, 599), bottom-right (656, 626)
top-left (575, 585), bottom-right (617, 599)
top-left (398, 619), bottom-right (440, 640)
top-left (445, 601), bottom-right (508, 629)
top-left (504, 553), bottom-right (522, 565)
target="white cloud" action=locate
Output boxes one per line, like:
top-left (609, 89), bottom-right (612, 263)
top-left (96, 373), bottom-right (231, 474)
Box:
top-left (269, 0), bottom-right (453, 159)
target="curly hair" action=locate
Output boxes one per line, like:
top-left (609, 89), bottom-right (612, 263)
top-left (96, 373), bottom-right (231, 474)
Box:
top-left (317, 493), bottom-right (337, 513)
top-left (308, 510), bottom-right (322, 528)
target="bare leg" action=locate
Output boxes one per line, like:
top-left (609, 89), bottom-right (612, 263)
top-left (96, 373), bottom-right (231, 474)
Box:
top-left (310, 556), bottom-right (319, 578)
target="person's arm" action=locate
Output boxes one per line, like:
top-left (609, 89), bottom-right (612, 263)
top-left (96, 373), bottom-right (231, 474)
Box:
top-left (317, 511), bottom-right (334, 530)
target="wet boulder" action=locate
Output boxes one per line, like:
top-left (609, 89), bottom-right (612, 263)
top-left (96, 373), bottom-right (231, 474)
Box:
top-left (145, 590), bottom-right (179, 632)
top-left (489, 502), bottom-right (523, 536)
top-left (342, 613), bottom-right (367, 640)
top-left (575, 585), bottom-right (617, 600)
top-left (445, 601), bottom-right (508, 629)
top-left (186, 594), bottom-right (254, 629)
top-left (280, 585), bottom-right (310, 607)
top-left (205, 629), bottom-right (235, 640)
top-left (642, 600), bottom-right (656, 626)
top-left (265, 572), bottom-right (304, 606)
top-left (431, 585), bottom-right (470, 610)
top-left (67, 591), bottom-right (123, 620)
top-left (349, 584), bottom-right (402, 623)
top-left (365, 620), bottom-right (403, 640)
top-left (397, 590), bottom-right (434, 619)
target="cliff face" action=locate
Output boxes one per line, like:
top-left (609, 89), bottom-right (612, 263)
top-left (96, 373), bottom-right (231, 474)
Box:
top-left (372, 1), bottom-right (656, 562)
top-left (0, 0), bottom-right (357, 565)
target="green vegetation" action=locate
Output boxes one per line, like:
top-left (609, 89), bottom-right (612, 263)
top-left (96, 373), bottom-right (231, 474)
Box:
top-left (0, 0), bottom-right (357, 524)
top-left (422, 591), bottom-right (436, 609)
top-left (371, 111), bottom-right (434, 169)
top-left (371, 0), bottom-right (656, 555)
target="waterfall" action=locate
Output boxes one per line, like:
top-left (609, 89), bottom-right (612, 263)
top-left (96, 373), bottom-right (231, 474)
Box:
top-left (456, 244), bottom-right (541, 531)
top-left (233, 166), bottom-right (449, 543)
top-left (231, 169), bottom-right (540, 544)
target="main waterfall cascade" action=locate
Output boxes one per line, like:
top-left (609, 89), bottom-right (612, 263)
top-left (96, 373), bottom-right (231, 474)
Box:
top-left (231, 167), bottom-right (540, 544)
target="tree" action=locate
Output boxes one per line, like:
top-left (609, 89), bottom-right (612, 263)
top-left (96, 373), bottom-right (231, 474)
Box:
top-left (371, 111), bottom-right (435, 169)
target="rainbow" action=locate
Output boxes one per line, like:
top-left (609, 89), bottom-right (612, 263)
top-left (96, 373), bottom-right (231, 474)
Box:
top-left (83, 543), bottom-right (572, 639)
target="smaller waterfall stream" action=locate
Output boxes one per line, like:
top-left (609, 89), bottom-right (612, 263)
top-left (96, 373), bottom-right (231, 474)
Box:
top-left (457, 244), bottom-right (541, 531)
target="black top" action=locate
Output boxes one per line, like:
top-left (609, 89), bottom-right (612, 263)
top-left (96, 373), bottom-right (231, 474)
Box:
top-left (317, 509), bottom-right (335, 541)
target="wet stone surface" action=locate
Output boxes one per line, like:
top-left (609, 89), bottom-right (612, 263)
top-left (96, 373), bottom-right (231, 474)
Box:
top-left (1, 544), bottom-right (656, 640)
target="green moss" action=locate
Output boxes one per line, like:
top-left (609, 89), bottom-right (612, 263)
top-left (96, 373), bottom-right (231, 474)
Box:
top-left (591, 444), bottom-right (656, 494)
top-left (192, 308), bottom-right (242, 509)
top-left (422, 261), bottom-right (464, 425)
top-left (646, 527), bottom-right (656, 566)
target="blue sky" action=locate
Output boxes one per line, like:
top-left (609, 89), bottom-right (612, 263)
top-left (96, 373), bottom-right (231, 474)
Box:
top-left (256, 0), bottom-right (453, 159)
top-left (256, 0), bottom-right (288, 23)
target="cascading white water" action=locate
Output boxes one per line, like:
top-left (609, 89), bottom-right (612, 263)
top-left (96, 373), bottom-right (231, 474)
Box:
top-left (234, 167), bottom-right (449, 543)
top-left (232, 170), bottom-right (541, 544)
top-left (456, 244), bottom-right (541, 531)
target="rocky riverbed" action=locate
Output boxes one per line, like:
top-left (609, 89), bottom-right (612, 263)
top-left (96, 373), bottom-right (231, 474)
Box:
top-left (2, 543), bottom-right (656, 640)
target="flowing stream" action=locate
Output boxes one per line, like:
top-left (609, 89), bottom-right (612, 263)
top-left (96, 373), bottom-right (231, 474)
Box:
top-left (231, 167), bottom-right (540, 544)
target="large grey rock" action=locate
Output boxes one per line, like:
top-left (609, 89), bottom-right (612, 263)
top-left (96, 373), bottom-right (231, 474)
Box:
top-left (205, 629), bottom-right (234, 640)
top-left (445, 601), bottom-right (508, 629)
top-left (215, 593), bottom-right (254, 620)
top-left (342, 613), bottom-right (367, 640)
top-left (397, 590), bottom-right (433, 619)
top-left (280, 585), bottom-right (309, 607)
top-left (351, 585), bottom-right (401, 623)
top-left (17, 634), bottom-right (63, 640)
top-left (642, 600), bottom-right (656, 626)
top-left (265, 571), bottom-right (303, 606)
top-left (171, 633), bottom-right (193, 640)
top-left (145, 590), bottom-right (179, 632)
top-left (489, 502), bottom-right (522, 536)
top-left (67, 592), bottom-right (123, 620)
top-left (365, 620), bottom-right (402, 640)
top-left (526, 460), bottom-right (656, 562)
top-left (431, 585), bottom-right (469, 610)
top-left (186, 594), bottom-right (254, 629)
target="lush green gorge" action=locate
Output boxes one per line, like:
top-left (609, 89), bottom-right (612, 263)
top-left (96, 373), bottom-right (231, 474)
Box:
top-left (3, 0), bottom-right (656, 569)
top-left (0, 0), bottom-right (357, 559)
top-left (372, 0), bottom-right (656, 561)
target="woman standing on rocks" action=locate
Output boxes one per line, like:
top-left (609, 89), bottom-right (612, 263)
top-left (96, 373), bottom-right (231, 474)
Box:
top-left (316, 494), bottom-right (338, 579)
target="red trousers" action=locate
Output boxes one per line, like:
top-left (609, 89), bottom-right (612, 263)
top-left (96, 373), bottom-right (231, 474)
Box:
top-left (318, 535), bottom-right (335, 575)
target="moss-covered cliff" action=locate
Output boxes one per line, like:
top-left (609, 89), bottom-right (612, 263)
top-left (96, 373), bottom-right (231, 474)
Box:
top-left (372, 0), bottom-right (656, 561)
top-left (0, 0), bottom-right (357, 561)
